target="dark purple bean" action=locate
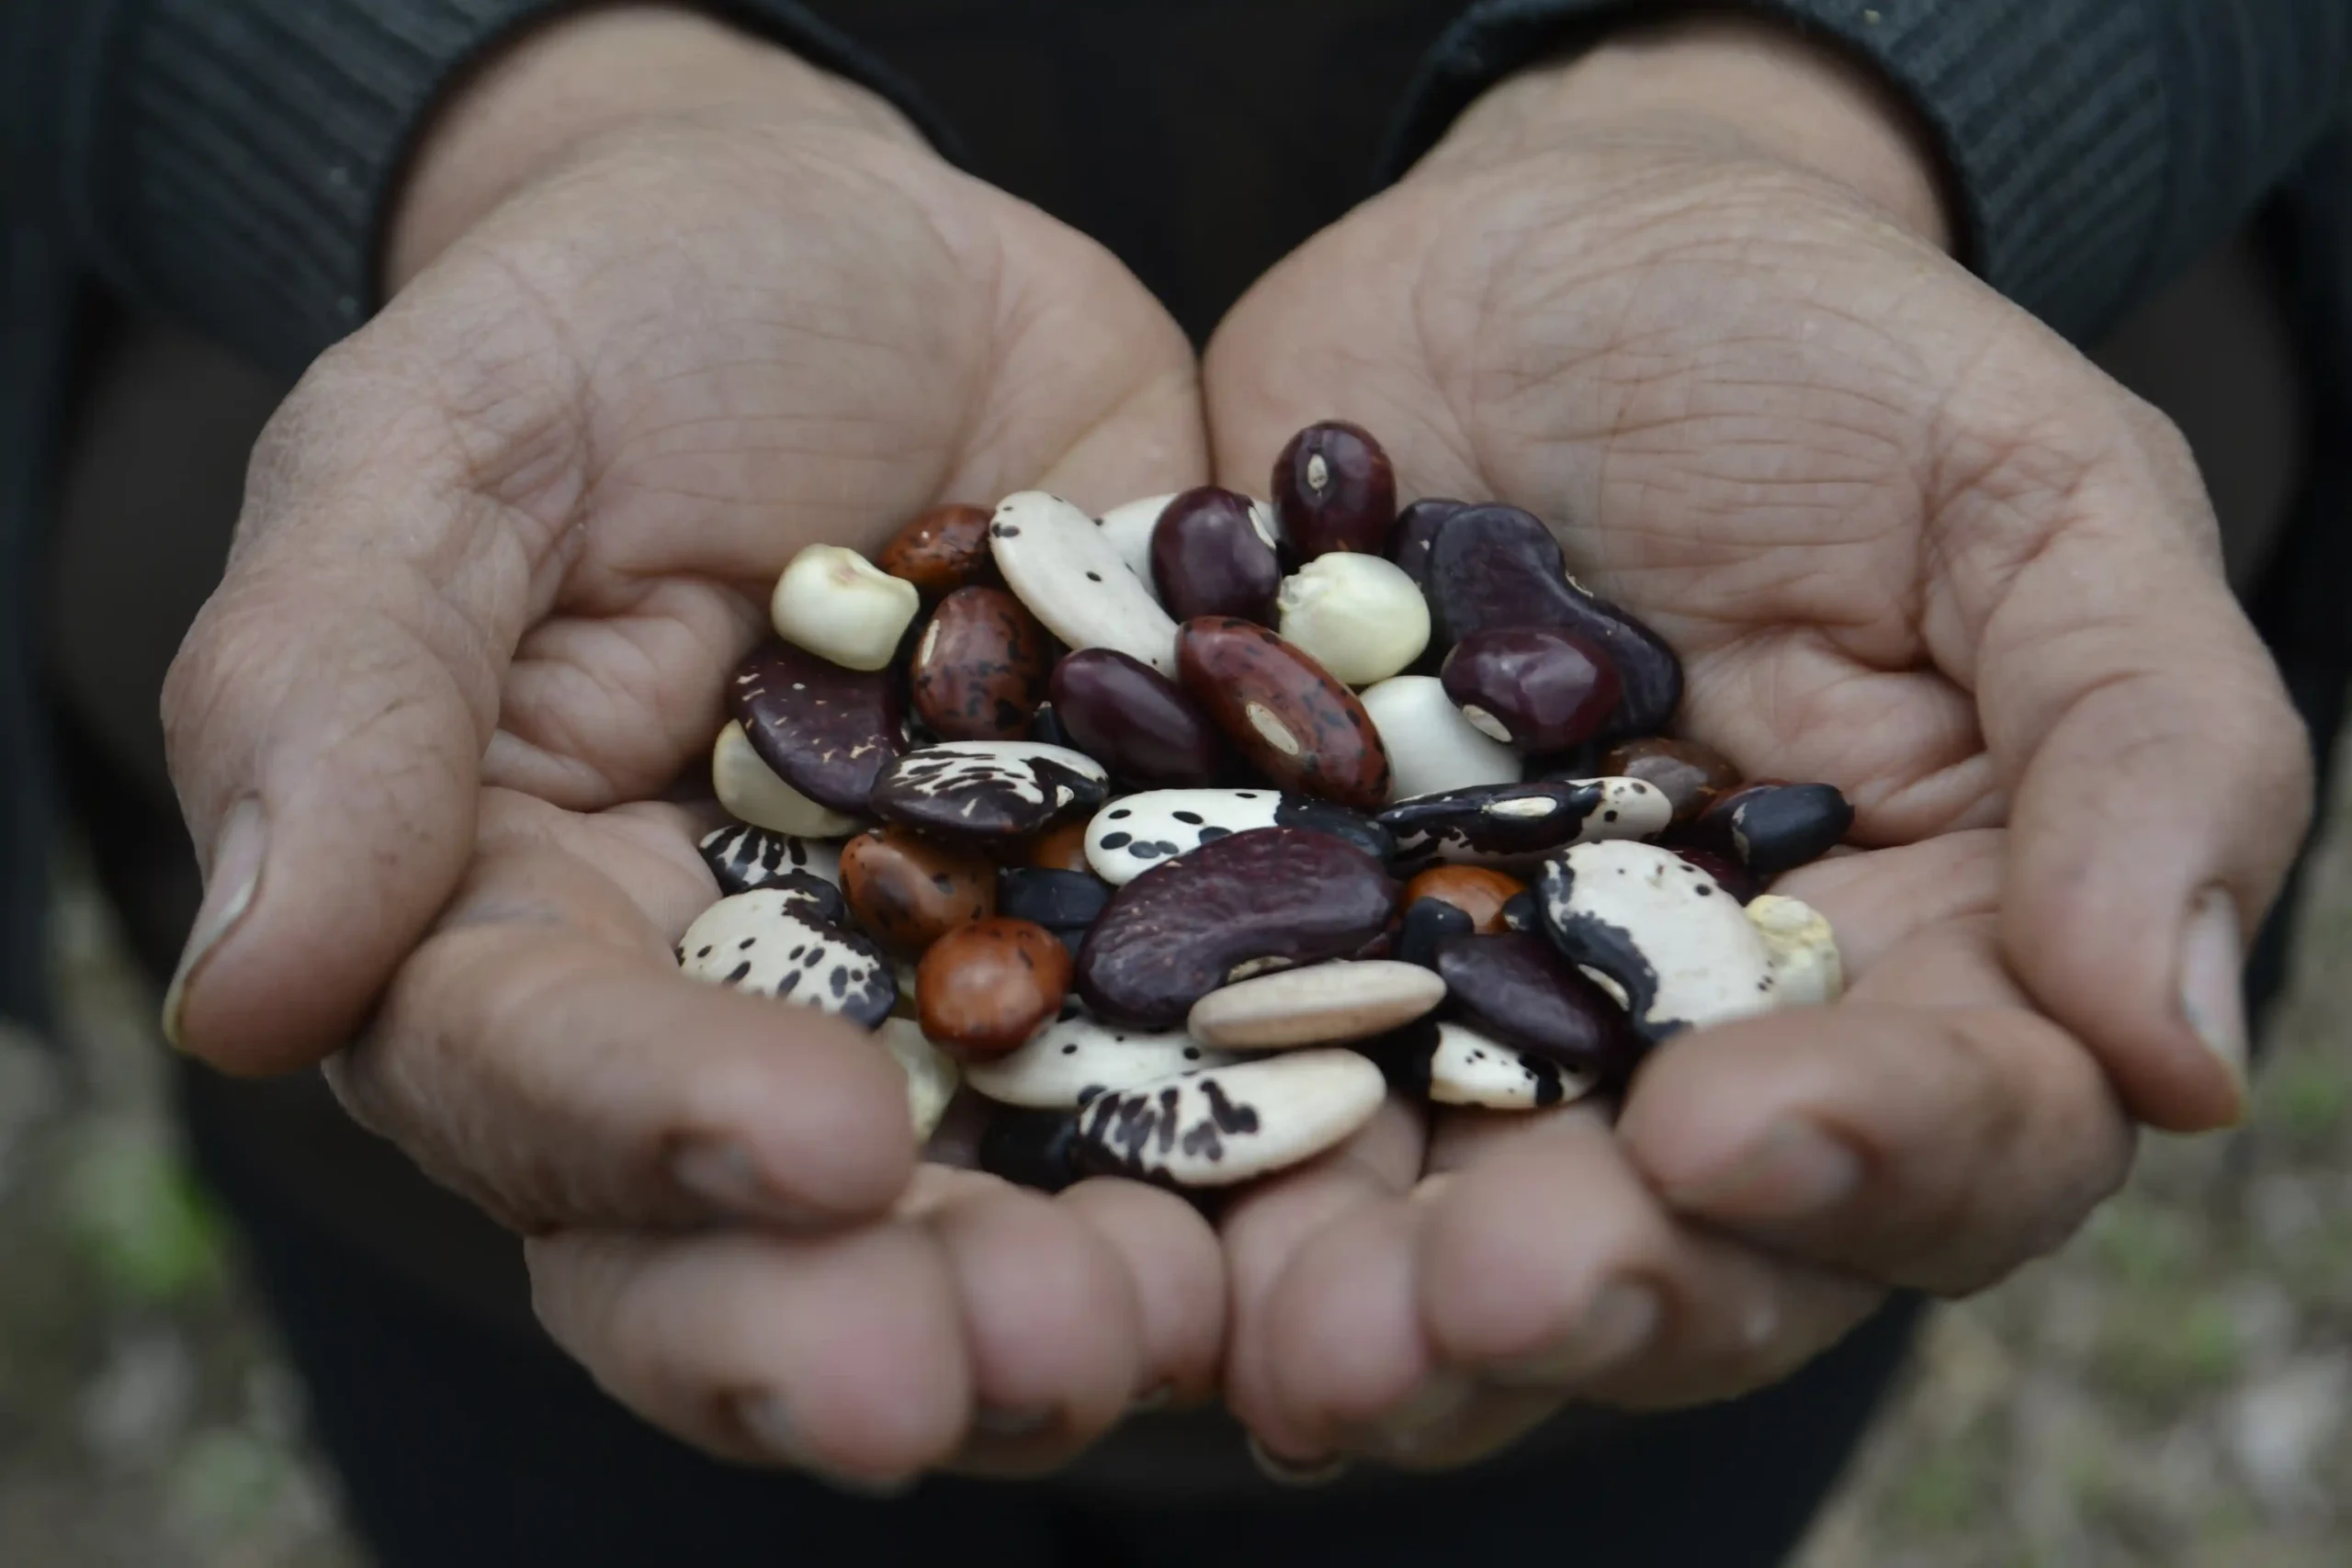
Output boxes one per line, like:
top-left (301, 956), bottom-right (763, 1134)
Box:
top-left (1396, 897), bottom-right (1476, 969)
top-left (996, 866), bottom-right (1113, 931)
top-left (1425, 506), bottom-right (1681, 737)
top-left (869, 742), bottom-right (1110, 842)
top-left (1076, 827), bottom-right (1401, 1030)
top-left (1050, 648), bottom-right (1233, 788)
top-left (910, 587), bottom-right (1052, 741)
top-left (1271, 421), bottom-right (1396, 558)
top-left (1355, 1016), bottom-right (1440, 1097)
top-left (1671, 847), bottom-right (1761, 903)
top-left (1440, 626), bottom-right (1623, 753)
top-left (1499, 889), bottom-right (1540, 932)
top-left (1388, 499), bottom-right (1466, 587)
top-left (1176, 618), bottom-right (1391, 810)
top-left (1433, 931), bottom-right (1640, 1080)
top-left (1026, 701), bottom-right (1074, 750)
top-left (729, 640), bottom-right (904, 813)
top-left (1149, 486), bottom-right (1283, 624)
top-left (1686, 782), bottom-right (1853, 878)
top-left (978, 1106), bottom-right (1083, 1193)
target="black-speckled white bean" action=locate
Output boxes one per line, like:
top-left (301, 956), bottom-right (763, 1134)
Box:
top-left (990, 491), bottom-right (1179, 673)
top-left (1081, 788), bottom-right (1389, 885)
top-left (963, 1006), bottom-right (1239, 1109)
top-left (1535, 840), bottom-right (1775, 1045)
top-left (1070, 1048), bottom-right (1385, 1188)
top-left (1095, 492), bottom-right (1179, 593)
top-left (676, 890), bottom-right (897, 1030)
top-left (1426, 1021), bottom-right (1598, 1110)
top-left (697, 822), bottom-right (842, 897)
top-left (1378, 777), bottom-right (1669, 868)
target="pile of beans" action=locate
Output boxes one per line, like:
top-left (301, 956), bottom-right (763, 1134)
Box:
top-left (677, 422), bottom-right (1851, 1195)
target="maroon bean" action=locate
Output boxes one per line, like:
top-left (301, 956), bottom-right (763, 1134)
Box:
top-left (876, 503), bottom-right (999, 601)
top-left (1601, 737), bottom-right (1741, 826)
top-left (1076, 827), bottom-right (1401, 1030)
top-left (909, 586), bottom-right (1052, 741)
top-left (1049, 648), bottom-right (1233, 788)
top-left (1175, 618), bottom-right (1391, 810)
top-left (1271, 421), bottom-right (1396, 558)
top-left (1425, 506), bottom-right (1681, 737)
top-left (729, 640), bottom-right (904, 813)
top-left (1432, 931), bottom-right (1640, 1080)
top-left (1670, 847), bottom-right (1761, 903)
top-left (1440, 626), bottom-right (1623, 753)
top-left (1388, 498), bottom-right (1465, 587)
top-left (1149, 486), bottom-right (1283, 624)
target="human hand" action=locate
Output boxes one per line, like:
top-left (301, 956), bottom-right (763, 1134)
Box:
top-left (158, 6), bottom-right (1219, 1483)
top-left (1200, 15), bottom-right (2312, 1470)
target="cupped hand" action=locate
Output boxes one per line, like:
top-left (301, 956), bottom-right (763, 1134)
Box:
top-left (1200, 17), bottom-right (2312, 1470)
top-left (157, 10), bottom-right (1218, 1484)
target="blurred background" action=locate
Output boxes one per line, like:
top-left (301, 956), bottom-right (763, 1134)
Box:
top-left (0, 712), bottom-right (2345, 1567)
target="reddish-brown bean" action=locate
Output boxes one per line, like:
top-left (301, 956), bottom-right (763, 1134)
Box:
top-left (1024, 820), bottom-right (1092, 874)
top-left (1401, 866), bottom-right (1526, 933)
top-left (1600, 737), bottom-right (1741, 826)
top-left (918, 918), bottom-right (1072, 1061)
top-left (1272, 421), bottom-right (1397, 558)
top-left (1149, 486), bottom-right (1282, 624)
top-left (1175, 618), bottom-right (1391, 810)
top-left (910, 587), bottom-right (1051, 740)
top-left (876, 503), bottom-right (999, 601)
top-left (840, 827), bottom-right (995, 953)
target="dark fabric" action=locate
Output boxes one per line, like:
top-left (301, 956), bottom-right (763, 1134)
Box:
top-left (185, 1088), bottom-right (1925, 1567)
top-left (0, 0), bottom-right (967, 379)
top-left (1382, 0), bottom-right (2352, 346)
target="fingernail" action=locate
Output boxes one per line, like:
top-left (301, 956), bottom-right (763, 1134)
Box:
top-left (1246, 1433), bottom-right (1349, 1488)
top-left (1683, 1118), bottom-right (1864, 1219)
top-left (1487, 1280), bottom-right (1661, 1387)
top-left (1365, 1368), bottom-right (1476, 1458)
top-left (673, 1141), bottom-right (829, 1227)
top-left (161, 798), bottom-right (268, 1049)
top-left (736, 1395), bottom-right (916, 1498)
top-left (2178, 886), bottom-right (2252, 1117)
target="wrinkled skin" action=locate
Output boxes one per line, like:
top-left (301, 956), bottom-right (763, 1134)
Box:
top-left (1193, 85), bottom-right (2312, 1468)
top-left (159, 17), bottom-right (2313, 1493)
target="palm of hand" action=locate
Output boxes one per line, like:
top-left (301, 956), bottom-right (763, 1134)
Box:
top-left (1193, 141), bottom-right (2291, 1466)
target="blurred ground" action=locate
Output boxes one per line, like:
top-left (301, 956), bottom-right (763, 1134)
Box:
top-left (2, 721), bottom-right (2347, 1566)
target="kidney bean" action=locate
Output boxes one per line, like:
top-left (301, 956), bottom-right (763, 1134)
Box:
top-left (1149, 486), bottom-right (1283, 624)
top-left (1175, 618), bottom-right (1392, 810)
top-left (1388, 499), bottom-right (1466, 587)
top-left (1602, 737), bottom-right (1741, 826)
top-left (729, 639), bottom-right (904, 813)
top-left (1424, 505), bottom-right (1681, 736)
top-left (1440, 626), bottom-right (1623, 752)
top-left (840, 826), bottom-right (995, 953)
top-left (909, 586), bottom-right (1052, 741)
top-left (1433, 931), bottom-right (1642, 1079)
top-left (1670, 846), bottom-right (1762, 903)
top-left (996, 866), bottom-right (1113, 931)
top-left (1050, 648), bottom-right (1233, 788)
top-left (1075, 826), bottom-right (1400, 1029)
top-left (1686, 781), bottom-right (1854, 878)
top-left (1271, 421), bottom-right (1396, 558)
top-left (918, 918), bottom-right (1073, 1061)
top-left (877, 502), bottom-right (999, 601)
top-left (1395, 897), bottom-right (1476, 969)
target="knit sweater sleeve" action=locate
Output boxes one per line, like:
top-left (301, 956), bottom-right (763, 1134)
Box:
top-left (0, 0), bottom-right (960, 377)
top-left (1380, 0), bottom-right (2352, 344)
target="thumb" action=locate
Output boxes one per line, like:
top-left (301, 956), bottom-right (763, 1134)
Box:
top-left (159, 340), bottom-right (552, 1075)
top-left (1972, 447), bottom-right (2314, 1134)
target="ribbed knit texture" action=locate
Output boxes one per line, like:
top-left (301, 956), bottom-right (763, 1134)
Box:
top-left (40, 0), bottom-right (961, 378)
top-left (1384, 0), bottom-right (2352, 344)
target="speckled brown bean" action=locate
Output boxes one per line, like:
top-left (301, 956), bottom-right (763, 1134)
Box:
top-left (1076, 827), bottom-right (1401, 1029)
top-left (876, 503), bottom-right (999, 601)
top-left (1175, 618), bottom-right (1391, 810)
top-left (1024, 819), bottom-right (1092, 874)
top-left (840, 827), bottom-right (995, 953)
top-left (1272, 422), bottom-right (1398, 559)
top-left (1601, 737), bottom-right (1742, 826)
top-left (910, 587), bottom-right (1052, 741)
top-left (729, 640), bottom-right (904, 812)
top-left (918, 918), bottom-right (1072, 1061)
top-left (1050, 648), bottom-right (1231, 788)
top-left (1401, 867), bottom-right (1526, 934)
top-left (1149, 486), bottom-right (1283, 624)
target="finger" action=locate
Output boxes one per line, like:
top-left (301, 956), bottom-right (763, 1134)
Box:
top-left (1056, 1179), bottom-right (1227, 1409)
top-left (527, 1222), bottom-right (970, 1490)
top-left (1416, 1110), bottom-right (1881, 1412)
top-left (1219, 1095), bottom-right (1428, 1469)
top-left (1939, 396), bottom-right (2314, 1132)
top-left (327, 793), bottom-right (914, 1232)
top-left (1623, 841), bottom-right (2135, 1292)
